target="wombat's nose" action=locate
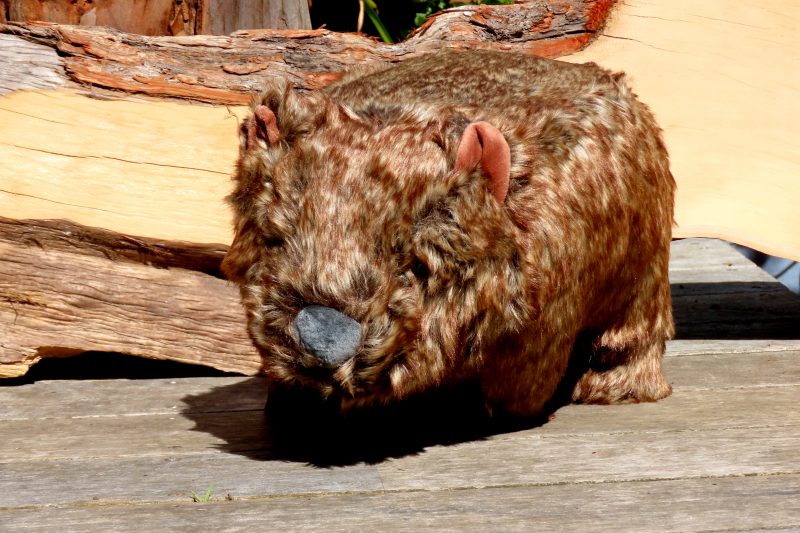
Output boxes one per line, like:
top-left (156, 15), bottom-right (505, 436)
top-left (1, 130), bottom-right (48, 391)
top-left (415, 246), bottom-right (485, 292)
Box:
top-left (293, 305), bottom-right (362, 368)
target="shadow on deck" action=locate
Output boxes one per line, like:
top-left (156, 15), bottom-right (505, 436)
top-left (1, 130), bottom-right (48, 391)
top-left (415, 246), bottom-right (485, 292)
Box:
top-left (177, 279), bottom-right (800, 466)
top-left (10, 279), bottom-right (800, 467)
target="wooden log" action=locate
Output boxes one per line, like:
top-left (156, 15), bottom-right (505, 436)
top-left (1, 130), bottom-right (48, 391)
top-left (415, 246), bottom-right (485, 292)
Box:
top-left (198, 0), bottom-right (312, 35)
top-left (0, 87), bottom-right (239, 245)
top-left (563, 0), bottom-right (800, 262)
top-left (4, 1), bottom-right (798, 260)
top-left (4, 0), bottom-right (312, 35)
top-left (0, 0), bottom-right (610, 104)
top-left (0, 1), bottom-right (612, 245)
top-left (0, 217), bottom-right (259, 378)
top-left (5, 0), bottom-right (185, 36)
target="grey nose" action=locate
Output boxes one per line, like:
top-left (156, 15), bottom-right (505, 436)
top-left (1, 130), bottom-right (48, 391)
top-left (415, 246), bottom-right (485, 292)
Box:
top-left (293, 305), bottom-right (362, 368)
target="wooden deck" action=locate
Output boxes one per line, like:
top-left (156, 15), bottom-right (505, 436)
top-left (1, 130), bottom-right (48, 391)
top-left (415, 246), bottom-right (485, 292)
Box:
top-left (1, 238), bottom-right (799, 531)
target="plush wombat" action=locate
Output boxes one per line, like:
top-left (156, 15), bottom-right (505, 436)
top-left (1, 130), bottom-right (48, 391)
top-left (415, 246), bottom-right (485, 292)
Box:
top-left (222, 49), bottom-right (675, 417)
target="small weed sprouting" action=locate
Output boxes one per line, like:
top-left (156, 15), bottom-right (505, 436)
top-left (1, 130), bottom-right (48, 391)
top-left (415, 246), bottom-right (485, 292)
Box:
top-left (191, 485), bottom-right (213, 503)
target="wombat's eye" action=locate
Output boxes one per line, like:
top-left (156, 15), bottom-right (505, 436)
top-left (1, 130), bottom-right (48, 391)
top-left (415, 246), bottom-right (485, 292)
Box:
top-left (410, 259), bottom-right (430, 280)
top-left (263, 236), bottom-right (284, 248)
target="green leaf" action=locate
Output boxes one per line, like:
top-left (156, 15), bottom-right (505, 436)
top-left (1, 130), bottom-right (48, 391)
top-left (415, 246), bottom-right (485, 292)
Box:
top-left (363, 3), bottom-right (394, 43)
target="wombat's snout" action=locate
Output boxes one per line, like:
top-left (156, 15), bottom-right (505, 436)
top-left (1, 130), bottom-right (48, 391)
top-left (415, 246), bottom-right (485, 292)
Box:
top-left (293, 305), bottom-right (362, 368)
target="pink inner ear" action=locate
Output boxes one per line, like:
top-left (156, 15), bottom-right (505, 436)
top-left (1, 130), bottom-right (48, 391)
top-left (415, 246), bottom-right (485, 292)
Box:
top-left (247, 105), bottom-right (280, 149)
top-left (455, 121), bottom-right (511, 203)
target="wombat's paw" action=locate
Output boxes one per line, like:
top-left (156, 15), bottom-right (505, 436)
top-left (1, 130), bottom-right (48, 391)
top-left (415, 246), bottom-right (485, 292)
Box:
top-left (571, 367), bottom-right (672, 404)
top-left (571, 342), bottom-right (672, 404)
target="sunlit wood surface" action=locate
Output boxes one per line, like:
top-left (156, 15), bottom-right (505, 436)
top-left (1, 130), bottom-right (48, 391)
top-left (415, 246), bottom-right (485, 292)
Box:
top-left (1, 239), bottom-right (798, 531)
top-left (566, 0), bottom-right (800, 261)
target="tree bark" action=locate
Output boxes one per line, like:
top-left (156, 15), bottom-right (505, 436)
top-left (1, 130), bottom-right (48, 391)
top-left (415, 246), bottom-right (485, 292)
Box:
top-left (0, 0), bottom-right (612, 104)
top-left (3, 0), bottom-right (312, 36)
top-left (198, 0), bottom-right (312, 35)
top-left (0, 217), bottom-right (259, 378)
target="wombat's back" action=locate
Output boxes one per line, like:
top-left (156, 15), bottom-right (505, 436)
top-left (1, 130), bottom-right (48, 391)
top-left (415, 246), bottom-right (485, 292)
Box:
top-left (326, 49), bottom-right (611, 114)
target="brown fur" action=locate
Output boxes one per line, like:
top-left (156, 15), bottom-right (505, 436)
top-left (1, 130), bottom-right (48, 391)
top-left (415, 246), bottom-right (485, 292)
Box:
top-left (222, 49), bottom-right (675, 417)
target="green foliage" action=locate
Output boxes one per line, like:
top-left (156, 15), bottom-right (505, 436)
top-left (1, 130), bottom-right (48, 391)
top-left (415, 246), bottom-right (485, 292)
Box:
top-left (364, 0), bottom-right (395, 43)
top-left (361, 0), bottom-right (516, 43)
top-left (413, 0), bottom-right (515, 28)
top-left (413, 1), bottom-right (449, 27)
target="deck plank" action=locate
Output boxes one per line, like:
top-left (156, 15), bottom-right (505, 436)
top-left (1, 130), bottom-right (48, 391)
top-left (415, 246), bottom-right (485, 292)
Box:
top-left (3, 349), bottom-right (798, 422)
top-left (668, 238), bottom-right (777, 283)
top-left (0, 376), bottom-right (268, 420)
top-left (668, 239), bottom-right (800, 356)
top-left (2, 384), bottom-right (799, 462)
top-left (1, 474), bottom-right (798, 532)
top-left (0, 452), bottom-right (384, 508)
top-left (664, 350), bottom-right (800, 389)
top-left (374, 424), bottom-right (799, 491)
top-left (1, 385), bottom-right (797, 506)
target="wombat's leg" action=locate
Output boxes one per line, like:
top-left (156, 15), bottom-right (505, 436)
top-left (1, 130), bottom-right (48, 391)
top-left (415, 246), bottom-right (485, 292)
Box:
top-left (572, 266), bottom-right (674, 404)
top-left (571, 340), bottom-right (671, 404)
top-left (480, 333), bottom-right (575, 418)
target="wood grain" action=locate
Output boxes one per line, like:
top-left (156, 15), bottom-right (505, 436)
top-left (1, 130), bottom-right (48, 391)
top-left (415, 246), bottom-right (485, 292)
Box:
top-left (0, 89), bottom-right (239, 245)
top-left (3, 236), bottom-right (799, 378)
top-left (0, 217), bottom-right (228, 276)
top-left (0, 33), bottom-right (64, 93)
top-left (2, 386), bottom-right (799, 462)
top-left (0, 2), bottom-right (611, 103)
top-left (0, 218), bottom-right (260, 378)
top-left (0, 350), bottom-right (797, 523)
top-left (373, 425), bottom-right (799, 492)
top-left (1, 475), bottom-right (797, 532)
top-left (199, 0), bottom-right (312, 35)
top-left (564, 0), bottom-right (800, 261)
top-left (3, 350), bottom-right (797, 420)
top-left (665, 350), bottom-right (800, 390)
top-left (667, 338), bottom-right (800, 357)
top-left (2, 1), bottom-right (798, 263)
top-left (5, 0), bottom-right (312, 36)
top-left (0, 452), bottom-right (384, 507)
top-left (1, 332), bottom-right (797, 529)
top-left (0, 375), bottom-right (267, 420)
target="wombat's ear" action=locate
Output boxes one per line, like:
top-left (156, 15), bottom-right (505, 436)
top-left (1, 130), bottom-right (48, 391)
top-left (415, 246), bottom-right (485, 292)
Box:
top-left (454, 122), bottom-right (510, 203)
top-left (244, 77), bottom-right (327, 150)
top-left (247, 105), bottom-right (280, 149)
